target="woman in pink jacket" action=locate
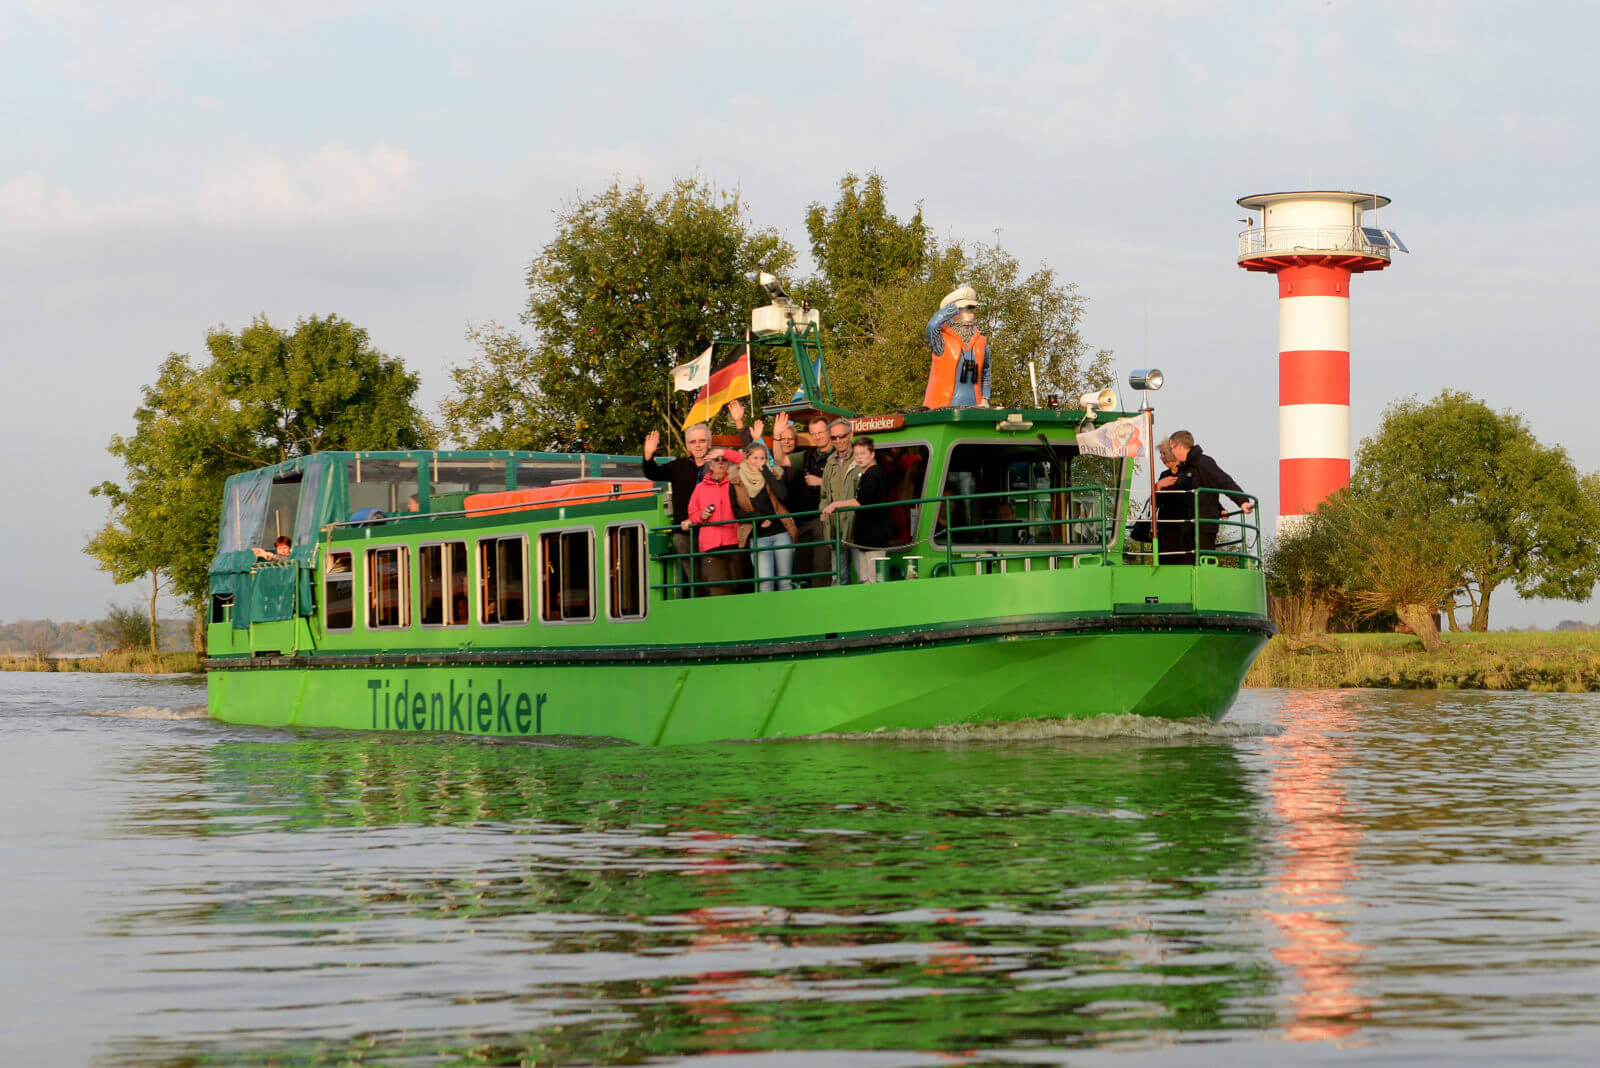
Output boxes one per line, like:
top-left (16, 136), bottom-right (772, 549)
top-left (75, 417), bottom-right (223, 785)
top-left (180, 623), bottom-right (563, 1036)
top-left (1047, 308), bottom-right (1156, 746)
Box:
top-left (683, 451), bottom-right (740, 596)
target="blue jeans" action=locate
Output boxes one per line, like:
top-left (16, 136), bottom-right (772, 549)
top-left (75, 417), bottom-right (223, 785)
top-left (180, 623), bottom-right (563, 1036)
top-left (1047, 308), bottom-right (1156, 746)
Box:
top-left (752, 530), bottom-right (794, 592)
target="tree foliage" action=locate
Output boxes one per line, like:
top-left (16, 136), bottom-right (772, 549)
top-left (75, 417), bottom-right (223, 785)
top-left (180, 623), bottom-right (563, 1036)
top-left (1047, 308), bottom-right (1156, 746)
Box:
top-left (443, 172), bottom-right (1112, 448)
top-left (89, 316), bottom-right (434, 616)
top-left (1351, 390), bottom-right (1600, 630)
top-left (800, 171), bottom-right (931, 349)
top-left (796, 173), bottom-right (1111, 413)
top-left (442, 177), bottom-right (794, 453)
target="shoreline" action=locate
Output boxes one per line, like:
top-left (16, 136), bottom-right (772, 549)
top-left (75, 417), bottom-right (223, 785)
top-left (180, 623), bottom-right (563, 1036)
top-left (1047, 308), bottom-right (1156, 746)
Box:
top-left (1244, 632), bottom-right (1600, 692)
top-left (1, 651), bottom-right (201, 675)
top-left (7, 636), bottom-right (1598, 694)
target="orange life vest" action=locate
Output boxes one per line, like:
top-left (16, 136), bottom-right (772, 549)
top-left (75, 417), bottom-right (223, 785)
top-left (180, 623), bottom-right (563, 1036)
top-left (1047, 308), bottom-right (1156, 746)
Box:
top-left (923, 328), bottom-right (987, 408)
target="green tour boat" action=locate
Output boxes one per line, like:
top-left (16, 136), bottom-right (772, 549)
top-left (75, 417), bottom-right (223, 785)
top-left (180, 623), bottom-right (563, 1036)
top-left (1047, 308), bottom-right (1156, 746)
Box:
top-left (204, 308), bottom-right (1272, 744)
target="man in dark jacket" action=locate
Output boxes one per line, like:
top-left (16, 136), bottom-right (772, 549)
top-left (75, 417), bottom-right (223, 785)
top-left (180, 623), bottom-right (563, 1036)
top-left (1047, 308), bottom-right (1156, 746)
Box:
top-left (642, 423), bottom-right (713, 595)
top-left (1169, 430), bottom-right (1253, 553)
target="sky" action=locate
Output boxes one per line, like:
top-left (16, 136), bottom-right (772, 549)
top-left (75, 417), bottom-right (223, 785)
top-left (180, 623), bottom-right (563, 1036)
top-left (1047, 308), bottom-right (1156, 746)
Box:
top-left (3, 0), bottom-right (1598, 628)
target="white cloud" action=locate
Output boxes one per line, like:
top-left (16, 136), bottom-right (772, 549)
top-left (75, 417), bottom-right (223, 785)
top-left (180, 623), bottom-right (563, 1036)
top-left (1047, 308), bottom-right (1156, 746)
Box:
top-left (0, 143), bottom-right (425, 233)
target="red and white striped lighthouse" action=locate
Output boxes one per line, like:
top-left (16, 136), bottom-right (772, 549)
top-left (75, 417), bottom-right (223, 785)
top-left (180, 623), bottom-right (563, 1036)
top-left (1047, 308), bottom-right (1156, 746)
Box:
top-left (1236, 191), bottom-right (1404, 532)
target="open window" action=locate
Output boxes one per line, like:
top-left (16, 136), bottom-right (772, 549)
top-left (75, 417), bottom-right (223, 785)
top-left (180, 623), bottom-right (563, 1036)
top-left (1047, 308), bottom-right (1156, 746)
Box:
top-left (606, 523), bottom-right (647, 621)
top-left (347, 458), bottom-right (421, 519)
top-left (261, 473), bottom-right (302, 551)
top-left (324, 550), bottom-right (354, 631)
top-left (478, 535), bottom-right (527, 625)
top-left (517, 456), bottom-right (587, 489)
top-left (541, 529), bottom-right (595, 623)
top-left (870, 443), bottom-right (931, 548)
top-left (419, 541), bottom-right (470, 628)
top-left (431, 458), bottom-right (507, 500)
top-left (365, 546), bottom-right (409, 629)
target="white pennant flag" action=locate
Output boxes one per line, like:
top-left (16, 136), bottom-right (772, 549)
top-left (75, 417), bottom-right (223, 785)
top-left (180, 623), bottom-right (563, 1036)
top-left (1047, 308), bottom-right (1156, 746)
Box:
top-left (672, 346), bottom-right (713, 393)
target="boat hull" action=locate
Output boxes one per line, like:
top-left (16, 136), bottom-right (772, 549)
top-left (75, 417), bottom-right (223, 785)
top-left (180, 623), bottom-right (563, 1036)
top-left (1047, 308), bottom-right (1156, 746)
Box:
top-left (207, 619), bottom-right (1268, 744)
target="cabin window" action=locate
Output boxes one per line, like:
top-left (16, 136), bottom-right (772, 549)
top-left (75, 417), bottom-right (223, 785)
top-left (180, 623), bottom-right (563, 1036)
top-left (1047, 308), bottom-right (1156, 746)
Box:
top-left (933, 440), bottom-right (1115, 548)
top-left (347, 458), bottom-right (421, 519)
top-left (210, 593), bottom-right (234, 624)
top-left (431, 458), bottom-right (508, 498)
top-left (541, 529), bottom-right (595, 623)
top-left (419, 541), bottom-right (470, 628)
top-left (324, 550), bottom-right (354, 631)
top-left (365, 546), bottom-right (410, 629)
top-left (478, 535), bottom-right (528, 625)
top-left (606, 523), bottom-right (647, 621)
top-left (517, 457), bottom-right (586, 489)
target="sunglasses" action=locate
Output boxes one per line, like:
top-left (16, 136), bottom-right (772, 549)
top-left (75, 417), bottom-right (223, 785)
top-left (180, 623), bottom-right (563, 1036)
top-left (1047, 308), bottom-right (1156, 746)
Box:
top-left (829, 431), bottom-right (850, 440)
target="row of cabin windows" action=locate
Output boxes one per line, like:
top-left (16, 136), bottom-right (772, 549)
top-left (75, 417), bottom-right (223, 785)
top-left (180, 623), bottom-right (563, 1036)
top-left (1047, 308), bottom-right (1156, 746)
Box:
top-left (321, 524), bottom-right (647, 633)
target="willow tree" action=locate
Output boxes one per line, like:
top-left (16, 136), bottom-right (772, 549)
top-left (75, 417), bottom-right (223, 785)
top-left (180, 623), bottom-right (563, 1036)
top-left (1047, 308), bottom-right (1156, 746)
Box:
top-left (442, 177), bottom-right (794, 453)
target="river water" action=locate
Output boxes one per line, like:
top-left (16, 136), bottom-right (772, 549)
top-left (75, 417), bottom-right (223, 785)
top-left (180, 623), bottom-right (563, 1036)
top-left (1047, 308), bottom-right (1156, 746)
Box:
top-left (4, 674), bottom-right (1599, 1066)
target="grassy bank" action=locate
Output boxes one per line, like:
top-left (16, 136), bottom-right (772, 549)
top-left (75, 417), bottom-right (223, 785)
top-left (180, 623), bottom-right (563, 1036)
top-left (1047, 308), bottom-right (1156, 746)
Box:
top-left (0, 651), bottom-right (202, 674)
top-left (1245, 632), bottom-right (1600, 691)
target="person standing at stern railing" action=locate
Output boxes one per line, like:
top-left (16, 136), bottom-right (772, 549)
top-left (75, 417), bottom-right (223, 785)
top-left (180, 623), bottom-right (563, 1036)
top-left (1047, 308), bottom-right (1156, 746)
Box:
top-left (924, 285), bottom-right (990, 408)
top-left (1169, 430), bottom-right (1253, 553)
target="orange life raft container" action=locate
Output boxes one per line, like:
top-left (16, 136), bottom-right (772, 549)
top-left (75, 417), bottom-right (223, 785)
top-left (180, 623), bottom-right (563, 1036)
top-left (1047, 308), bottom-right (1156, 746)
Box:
top-left (464, 478), bottom-right (657, 517)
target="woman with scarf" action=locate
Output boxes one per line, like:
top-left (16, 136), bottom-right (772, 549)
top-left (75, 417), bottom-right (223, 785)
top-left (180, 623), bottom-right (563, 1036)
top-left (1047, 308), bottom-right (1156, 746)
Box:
top-left (730, 442), bottom-right (799, 592)
top-left (682, 450), bottom-right (740, 596)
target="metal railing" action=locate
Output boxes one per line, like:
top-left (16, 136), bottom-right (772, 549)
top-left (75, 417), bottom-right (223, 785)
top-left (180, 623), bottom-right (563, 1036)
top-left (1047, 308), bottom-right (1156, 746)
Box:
top-left (1127, 487), bottom-right (1263, 568)
top-left (1237, 226), bottom-right (1391, 261)
top-left (648, 484), bottom-right (1125, 597)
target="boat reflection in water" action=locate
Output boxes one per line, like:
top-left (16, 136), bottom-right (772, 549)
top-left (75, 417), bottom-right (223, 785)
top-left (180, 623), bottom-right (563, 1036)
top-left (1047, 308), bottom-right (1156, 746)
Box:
top-left (97, 725), bottom-right (1284, 1064)
top-left (1265, 689), bottom-right (1371, 1041)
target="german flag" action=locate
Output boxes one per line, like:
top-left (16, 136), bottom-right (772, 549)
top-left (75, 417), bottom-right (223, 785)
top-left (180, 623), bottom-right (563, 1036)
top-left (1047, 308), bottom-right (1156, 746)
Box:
top-left (682, 349), bottom-right (751, 427)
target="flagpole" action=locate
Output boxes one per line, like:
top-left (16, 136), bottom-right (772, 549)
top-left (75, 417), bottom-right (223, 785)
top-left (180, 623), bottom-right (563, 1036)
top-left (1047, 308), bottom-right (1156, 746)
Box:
top-left (745, 328), bottom-right (756, 426)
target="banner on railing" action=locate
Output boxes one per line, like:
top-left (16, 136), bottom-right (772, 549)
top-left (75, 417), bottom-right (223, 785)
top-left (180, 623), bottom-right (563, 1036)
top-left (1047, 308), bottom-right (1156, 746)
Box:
top-left (1075, 415), bottom-right (1146, 458)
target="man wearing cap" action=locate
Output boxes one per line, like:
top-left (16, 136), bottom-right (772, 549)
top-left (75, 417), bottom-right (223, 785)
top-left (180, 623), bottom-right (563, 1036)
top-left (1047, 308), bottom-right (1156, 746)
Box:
top-left (923, 285), bottom-right (990, 408)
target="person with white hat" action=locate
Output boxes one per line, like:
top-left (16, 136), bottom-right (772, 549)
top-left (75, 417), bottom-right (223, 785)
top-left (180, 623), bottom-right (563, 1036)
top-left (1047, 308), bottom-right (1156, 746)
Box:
top-left (923, 285), bottom-right (990, 408)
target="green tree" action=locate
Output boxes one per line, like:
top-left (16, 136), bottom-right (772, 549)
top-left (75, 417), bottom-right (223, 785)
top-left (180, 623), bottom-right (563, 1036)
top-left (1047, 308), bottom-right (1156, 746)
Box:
top-left (1351, 390), bottom-right (1600, 631)
top-left (442, 177), bottom-right (794, 452)
top-left (801, 171), bottom-right (931, 349)
top-left (89, 317), bottom-right (435, 636)
top-left (799, 172), bottom-right (1111, 414)
top-left (207, 314), bottom-right (433, 460)
top-left (821, 240), bottom-right (1112, 413)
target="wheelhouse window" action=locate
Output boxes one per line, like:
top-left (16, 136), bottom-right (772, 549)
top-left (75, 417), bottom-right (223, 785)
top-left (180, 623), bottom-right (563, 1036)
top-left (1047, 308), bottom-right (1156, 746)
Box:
top-left (419, 541), bottom-right (469, 627)
top-left (366, 546), bottom-right (409, 629)
top-left (934, 441), bottom-right (1119, 548)
top-left (541, 529), bottom-right (595, 623)
top-left (324, 550), bottom-right (354, 631)
top-left (606, 523), bottom-right (647, 621)
top-left (478, 535), bottom-right (527, 625)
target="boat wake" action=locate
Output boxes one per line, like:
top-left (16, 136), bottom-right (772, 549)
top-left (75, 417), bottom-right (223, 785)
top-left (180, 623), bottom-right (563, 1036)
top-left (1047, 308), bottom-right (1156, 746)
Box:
top-left (789, 713), bottom-right (1278, 744)
top-left (76, 704), bottom-right (212, 721)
